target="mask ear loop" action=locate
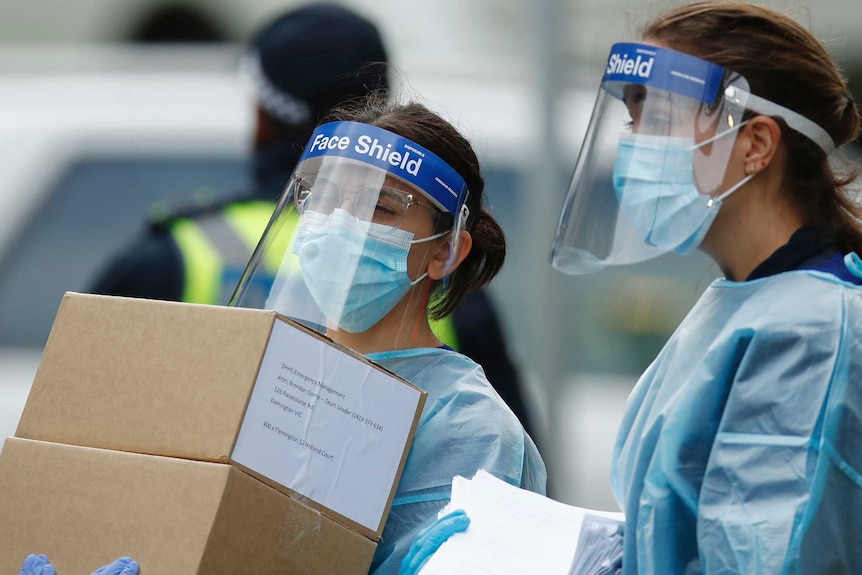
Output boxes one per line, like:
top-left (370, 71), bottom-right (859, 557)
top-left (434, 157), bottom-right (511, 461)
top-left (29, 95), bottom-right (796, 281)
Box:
top-left (689, 118), bottom-right (752, 208)
top-left (706, 172), bottom-right (755, 208)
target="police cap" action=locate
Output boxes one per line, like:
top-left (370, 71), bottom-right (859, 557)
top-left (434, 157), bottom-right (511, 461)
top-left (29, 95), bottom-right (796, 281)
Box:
top-left (244, 3), bottom-right (388, 127)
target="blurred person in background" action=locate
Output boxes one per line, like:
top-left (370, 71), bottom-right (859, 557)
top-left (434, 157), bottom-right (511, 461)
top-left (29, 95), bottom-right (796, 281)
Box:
top-left (90, 2), bottom-right (538, 447)
top-left (90, 2), bottom-right (389, 306)
top-left (402, 2), bottom-right (862, 574)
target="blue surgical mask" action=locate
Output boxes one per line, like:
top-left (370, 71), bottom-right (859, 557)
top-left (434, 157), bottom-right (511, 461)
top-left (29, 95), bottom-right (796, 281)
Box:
top-left (294, 209), bottom-right (444, 333)
top-left (613, 127), bottom-right (752, 254)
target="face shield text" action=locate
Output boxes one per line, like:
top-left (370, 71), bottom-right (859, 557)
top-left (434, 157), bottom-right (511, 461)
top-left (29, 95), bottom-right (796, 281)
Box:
top-left (308, 133), bottom-right (424, 177)
top-left (607, 52), bottom-right (655, 79)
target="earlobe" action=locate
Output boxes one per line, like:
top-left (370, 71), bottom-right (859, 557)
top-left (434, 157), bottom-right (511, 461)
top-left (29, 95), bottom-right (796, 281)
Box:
top-left (427, 231), bottom-right (472, 281)
top-left (744, 116), bottom-right (782, 174)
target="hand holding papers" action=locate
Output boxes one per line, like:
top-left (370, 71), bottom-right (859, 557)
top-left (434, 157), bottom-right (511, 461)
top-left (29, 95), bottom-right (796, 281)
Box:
top-left (414, 470), bottom-right (624, 575)
top-left (399, 510), bottom-right (471, 575)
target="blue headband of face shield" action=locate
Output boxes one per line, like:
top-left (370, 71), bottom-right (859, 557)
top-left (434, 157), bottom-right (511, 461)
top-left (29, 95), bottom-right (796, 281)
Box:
top-left (298, 120), bottom-right (471, 217)
top-left (603, 42), bottom-right (835, 154)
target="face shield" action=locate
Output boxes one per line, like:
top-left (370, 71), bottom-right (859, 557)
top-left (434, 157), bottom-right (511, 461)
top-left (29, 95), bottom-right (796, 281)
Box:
top-left (550, 42), bottom-right (836, 275)
top-left (230, 120), bottom-right (470, 342)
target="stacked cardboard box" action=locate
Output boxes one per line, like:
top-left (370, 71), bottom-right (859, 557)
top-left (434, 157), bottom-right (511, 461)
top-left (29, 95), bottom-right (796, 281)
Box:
top-left (0, 293), bottom-right (426, 575)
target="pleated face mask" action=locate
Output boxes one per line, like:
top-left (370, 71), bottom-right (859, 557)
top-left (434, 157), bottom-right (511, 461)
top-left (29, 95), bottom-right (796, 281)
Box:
top-left (612, 126), bottom-right (752, 254)
top-left (295, 208), bottom-right (445, 332)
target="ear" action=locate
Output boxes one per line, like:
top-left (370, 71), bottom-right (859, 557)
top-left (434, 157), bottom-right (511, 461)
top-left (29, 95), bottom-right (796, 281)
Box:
top-left (427, 230), bottom-right (472, 281)
top-left (742, 115), bottom-right (782, 175)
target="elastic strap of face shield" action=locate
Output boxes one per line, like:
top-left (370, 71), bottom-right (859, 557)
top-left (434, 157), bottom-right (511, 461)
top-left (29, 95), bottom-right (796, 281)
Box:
top-left (441, 202), bottom-right (471, 274)
top-left (724, 86), bottom-right (836, 154)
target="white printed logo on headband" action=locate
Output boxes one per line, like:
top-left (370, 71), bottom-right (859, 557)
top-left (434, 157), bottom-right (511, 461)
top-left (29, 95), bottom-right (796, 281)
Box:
top-left (606, 51), bottom-right (655, 79)
top-left (308, 132), bottom-right (425, 177)
top-left (299, 121), bottom-right (469, 215)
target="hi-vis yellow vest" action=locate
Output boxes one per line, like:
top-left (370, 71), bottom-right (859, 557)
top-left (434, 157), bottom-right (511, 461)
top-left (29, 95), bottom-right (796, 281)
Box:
top-left (170, 202), bottom-right (458, 349)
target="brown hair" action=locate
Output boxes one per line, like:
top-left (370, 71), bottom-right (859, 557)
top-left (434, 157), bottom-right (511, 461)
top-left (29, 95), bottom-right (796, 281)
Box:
top-left (323, 95), bottom-right (506, 319)
top-left (644, 1), bottom-right (862, 253)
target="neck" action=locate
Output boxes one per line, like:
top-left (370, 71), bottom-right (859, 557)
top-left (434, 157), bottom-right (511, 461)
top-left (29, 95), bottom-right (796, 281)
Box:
top-left (327, 282), bottom-right (442, 355)
top-left (701, 183), bottom-right (805, 281)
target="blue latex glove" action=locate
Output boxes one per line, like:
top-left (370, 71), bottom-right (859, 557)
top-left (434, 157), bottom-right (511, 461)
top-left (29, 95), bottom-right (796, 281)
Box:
top-left (399, 509), bottom-right (471, 575)
top-left (19, 555), bottom-right (138, 575)
top-left (91, 557), bottom-right (139, 575)
top-left (19, 555), bottom-right (55, 575)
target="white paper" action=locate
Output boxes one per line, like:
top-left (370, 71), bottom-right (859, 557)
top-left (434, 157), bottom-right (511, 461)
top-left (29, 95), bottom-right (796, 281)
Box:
top-left (231, 319), bottom-right (422, 532)
top-left (419, 470), bottom-right (624, 575)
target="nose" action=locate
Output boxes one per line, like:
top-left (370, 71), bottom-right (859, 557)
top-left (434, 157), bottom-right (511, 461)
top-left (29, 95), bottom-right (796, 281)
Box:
top-left (339, 196), bottom-right (357, 215)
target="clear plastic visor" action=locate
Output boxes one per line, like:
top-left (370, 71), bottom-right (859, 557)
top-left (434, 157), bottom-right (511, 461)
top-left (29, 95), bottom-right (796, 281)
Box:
top-left (550, 77), bottom-right (749, 274)
top-left (293, 157), bottom-right (445, 234)
top-left (230, 155), bottom-right (467, 345)
top-left (550, 40), bottom-right (762, 275)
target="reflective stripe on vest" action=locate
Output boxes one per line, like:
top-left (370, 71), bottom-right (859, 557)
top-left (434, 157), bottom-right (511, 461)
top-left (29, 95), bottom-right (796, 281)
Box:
top-left (172, 201), bottom-right (289, 305)
top-left (430, 314), bottom-right (459, 350)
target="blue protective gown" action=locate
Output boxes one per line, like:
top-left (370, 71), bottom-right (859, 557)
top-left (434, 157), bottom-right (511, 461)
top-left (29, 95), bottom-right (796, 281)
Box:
top-left (612, 257), bottom-right (862, 574)
top-left (365, 347), bottom-right (547, 575)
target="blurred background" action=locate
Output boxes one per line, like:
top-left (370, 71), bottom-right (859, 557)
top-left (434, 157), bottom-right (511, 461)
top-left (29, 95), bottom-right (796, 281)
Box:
top-left (1, 0), bottom-right (860, 511)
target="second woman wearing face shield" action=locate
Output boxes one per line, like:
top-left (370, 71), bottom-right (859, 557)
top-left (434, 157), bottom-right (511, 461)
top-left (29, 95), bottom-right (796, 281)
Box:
top-left (232, 97), bottom-right (547, 575)
top-left (548, 2), bottom-right (862, 573)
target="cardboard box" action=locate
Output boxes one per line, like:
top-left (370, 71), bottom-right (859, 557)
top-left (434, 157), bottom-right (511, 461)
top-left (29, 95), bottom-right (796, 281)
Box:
top-left (0, 437), bottom-right (376, 575)
top-left (9, 293), bottom-right (427, 573)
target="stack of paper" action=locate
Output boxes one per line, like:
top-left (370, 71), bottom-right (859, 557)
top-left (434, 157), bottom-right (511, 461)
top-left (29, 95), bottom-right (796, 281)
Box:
top-left (418, 470), bottom-right (624, 575)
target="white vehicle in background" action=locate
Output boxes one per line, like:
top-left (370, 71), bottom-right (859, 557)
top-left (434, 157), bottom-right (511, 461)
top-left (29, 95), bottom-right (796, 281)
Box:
top-left (0, 46), bottom-right (252, 439)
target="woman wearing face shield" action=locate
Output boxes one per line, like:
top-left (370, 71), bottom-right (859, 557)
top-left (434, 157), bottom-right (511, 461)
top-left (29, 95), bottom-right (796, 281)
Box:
top-left (231, 97), bottom-right (547, 575)
top-left (547, 2), bottom-right (862, 574)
